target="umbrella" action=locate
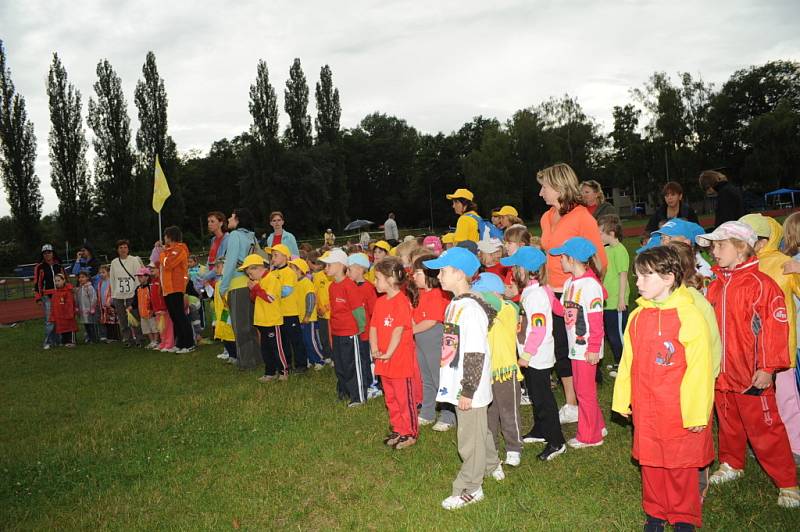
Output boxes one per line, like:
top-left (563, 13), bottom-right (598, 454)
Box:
top-left (344, 219), bottom-right (374, 231)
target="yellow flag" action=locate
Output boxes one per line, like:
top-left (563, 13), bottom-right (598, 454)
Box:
top-left (152, 155), bottom-right (171, 213)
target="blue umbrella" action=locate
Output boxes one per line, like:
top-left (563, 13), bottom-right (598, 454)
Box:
top-left (344, 219), bottom-right (374, 231)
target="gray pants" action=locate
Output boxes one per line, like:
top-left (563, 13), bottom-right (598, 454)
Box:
top-left (112, 297), bottom-right (140, 344)
top-left (453, 405), bottom-right (500, 496)
top-left (228, 287), bottom-right (260, 370)
top-left (487, 376), bottom-right (523, 454)
top-left (415, 325), bottom-right (455, 425)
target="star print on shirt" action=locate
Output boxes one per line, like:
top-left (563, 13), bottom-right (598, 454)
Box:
top-left (383, 315), bottom-right (394, 327)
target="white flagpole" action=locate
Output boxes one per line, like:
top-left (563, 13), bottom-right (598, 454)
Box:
top-left (158, 212), bottom-right (162, 241)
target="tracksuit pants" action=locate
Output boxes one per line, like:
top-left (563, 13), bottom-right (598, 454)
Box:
top-left (642, 466), bottom-right (702, 527)
top-left (383, 376), bottom-right (419, 437)
top-left (572, 359), bottom-right (605, 444)
top-left (487, 376), bottom-right (523, 454)
top-left (452, 406), bottom-right (501, 496)
top-left (522, 366), bottom-right (565, 447)
top-left (256, 325), bottom-right (285, 376)
top-left (332, 335), bottom-right (372, 403)
top-left (300, 321), bottom-right (326, 365)
top-left (715, 390), bottom-right (797, 488)
top-left (279, 316), bottom-right (307, 370)
top-left (603, 309), bottom-right (628, 364)
top-left (317, 318), bottom-right (333, 359)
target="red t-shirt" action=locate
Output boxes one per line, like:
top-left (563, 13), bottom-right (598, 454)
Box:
top-left (328, 277), bottom-right (364, 336)
top-left (356, 281), bottom-right (377, 341)
top-left (483, 263), bottom-right (510, 279)
top-left (503, 269), bottom-right (521, 303)
top-left (272, 233), bottom-right (283, 246)
top-left (370, 291), bottom-right (416, 378)
top-left (586, 203), bottom-right (598, 216)
top-left (413, 287), bottom-right (451, 324)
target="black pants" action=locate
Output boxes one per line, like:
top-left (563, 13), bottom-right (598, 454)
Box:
top-left (257, 325), bottom-right (285, 376)
top-left (332, 335), bottom-right (373, 403)
top-left (164, 292), bottom-right (194, 349)
top-left (523, 366), bottom-right (565, 447)
top-left (223, 340), bottom-right (238, 359)
top-left (83, 323), bottom-right (99, 343)
top-left (551, 293), bottom-right (572, 379)
top-left (279, 316), bottom-right (307, 370)
top-left (61, 331), bottom-right (76, 345)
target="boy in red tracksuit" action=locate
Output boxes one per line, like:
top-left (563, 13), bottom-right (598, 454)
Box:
top-left (50, 273), bottom-right (78, 347)
top-left (696, 221), bottom-right (799, 508)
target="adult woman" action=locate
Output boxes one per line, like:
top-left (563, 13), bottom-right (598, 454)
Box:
top-left (645, 181), bottom-right (698, 234)
top-left (158, 226), bottom-right (194, 353)
top-left (203, 211), bottom-right (228, 285)
top-left (33, 244), bottom-right (64, 349)
top-left (219, 208), bottom-right (261, 369)
top-left (492, 205), bottom-right (524, 231)
top-left (580, 180), bottom-right (616, 220)
top-left (445, 188), bottom-right (480, 243)
top-left (538, 163), bottom-right (608, 424)
top-left (71, 243), bottom-right (101, 281)
top-left (266, 211), bottom-right (299, 257)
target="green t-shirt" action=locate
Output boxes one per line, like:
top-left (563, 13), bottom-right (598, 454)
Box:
top-left (603, 242), bottom-right (630, 310)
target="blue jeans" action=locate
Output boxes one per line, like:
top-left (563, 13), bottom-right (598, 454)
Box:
top-left (41, 296), bottom-right (59, 346)
top-left (300, 321), bottom-right (325, 365)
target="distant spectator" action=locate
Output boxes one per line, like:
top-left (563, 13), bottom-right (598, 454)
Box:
top-left (324, 228), bottom-right (335, 247)
top-left (581, 180), bottom-right (616, 220)
top-left (645, 181), bottom-right (699, 234)
top-left (34, 243), bottom-right (64, 349)
top-left (71, 243), bottom-right (101, 285)
top-left (384, 212), bottom-right (399, 244)
top-left (266, 211), bottom-right (299, 257)
top-left (699, 169), bottom-right (745, 229)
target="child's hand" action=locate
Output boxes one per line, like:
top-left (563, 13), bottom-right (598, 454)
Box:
top-left (247, 279), bottom-right (257, 289)
top-left (517, 357), bottom-right (529, 368)
top-left (458, 396), bottom-right (472, 411)
top-left (586, 351), bottom-right (600, 365)
top-left (751, 369), bottom-right (773, 390)
top-left (687, 425), bottom-right (706, 433)
top-left (617, 299), bottom-right (627, 312)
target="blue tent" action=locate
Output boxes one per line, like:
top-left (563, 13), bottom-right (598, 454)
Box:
top-left (764, 188), bottom-right (800, 208)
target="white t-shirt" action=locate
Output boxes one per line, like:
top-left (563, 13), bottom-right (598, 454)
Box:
top-left (110, 255), bottom-right (145, 299)
top-left (561, 275), bottom-right (604, 361)
top-left (519, 282), bottom-right (556, 370)
top-left (437, 297), bottom-right (493, 408)
top-left (384, 218), bottom-right (399, 241)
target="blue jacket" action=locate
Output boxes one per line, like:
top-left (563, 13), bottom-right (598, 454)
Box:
top-left (266, 231), bottom-right (299, 257)
top-left (219, 228), bottom-right (256, 296)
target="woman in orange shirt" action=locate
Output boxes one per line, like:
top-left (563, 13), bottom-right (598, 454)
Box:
top-left (537, 163), bottom-right (607, 424)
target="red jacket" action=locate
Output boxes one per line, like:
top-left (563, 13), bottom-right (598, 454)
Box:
top-left (49, 284), bottom-right (78, 334)
top-left (706, 257), bottom-right (790, 394)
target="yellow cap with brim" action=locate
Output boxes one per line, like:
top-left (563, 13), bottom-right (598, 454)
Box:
top-left (389, 247), bottom-right (398, 256)
top-left (265, 243), bottom-right (290, 258)
top-left (289, 258), bottom-right (309, 274)
top-left (371, 240), bottom-right (391, 253)
top-left (445, 188), bottom-right (474, 201)
top-left (492, 205), bottom-right (518, 217)
top-left (238, 254), bottom-right (268, 271)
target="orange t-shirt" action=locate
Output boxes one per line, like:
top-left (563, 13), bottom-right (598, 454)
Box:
top-left (412, 288), bottom-right (451, 324)
top-left (539, 205), bottom-right (608, 291)
top-left (371, 291), bottom-right (416, 378)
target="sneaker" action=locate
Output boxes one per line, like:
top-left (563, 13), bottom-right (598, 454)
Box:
top-left (123, 341), bottom-right (133, 348)
top-left (491, 465), bottom-right (505, 481)
top-left (314, 363), bottom-right (325, 371)
top-left (522, 431), bottom-right (546, 444)
top-left (558, 404), bottom-right (579, 424)
top-left (347, 400), bottom-right (364, 408)
top-left (505, 451), bottom-right (521, 467)
top-left (383, 432), bottom-right (401, 446)
top-left (609, 369), bottom-right (618, 378)
top-left (65, 343), bottom-right (76, 348)
top-left (367, 386), bottom-right (383, 400)
top-left (602, 427), bottom-right (608, 438)
top-left (393, 435), bottom-right (417, 450)
top-left (708, 462), bottom-right (744, 485)
top-left (567, 437), bottom-right (603, 449)
top-left (278, 373), bottom-right (288, 381)
top-left (777, 486), bottom-right (800, 508)
top-left (257, 375), bottom-right (277, 383)
top-left (226, 356), bottom-right (238, 364)
top-left (43, 344), bottom-right (51, 350)
top-left (520, 392), bottom-right (531, 406)
top-left (432, 421), bottom-right (454, 432)
top-left (441, 487), bottom-right (484, 510)
top-left (175, 347), bottom-right (195, 354)
top-left (537, 443), bottom-right (567, 461)
top-left (216, 352), bottom-right (229, 359)
top-left (161, 347), bottom-right (177, 353)
top-left (418, 416), bottom-right (434, 426)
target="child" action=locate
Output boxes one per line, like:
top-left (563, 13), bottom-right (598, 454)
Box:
top-left (241, 253), bottom-right (286, 382)
top-left (410, 254), bottom-right (454, 431)
top-left (270, 243), bottom-right (307, 373)
top-left (549, 237), bottom-right (607, 448)
top-left (97, 265), bottom-right (118, 342)
top-left (422, 248), bottom-right (503, 510)
top-left (348, 253), bottom-right (380, 398)
top-left (131, 267), bottom-right (160, 349)
top-left (471, 272), bottom-right (524, 467)
top-left (75, 270), bottom-right (99, 343)
top-left (696, 221), bottom-right (799, 507)
top-left (597, 214), bottom-right (630, 377)
top-left (422, 235), bottom-right (443, 256)
top-left (371, 241), bottom-right (391, 263)
top-left (150, 265), bottom-right (174, 353)
top-left (309, 252), bottom-right (333, 363)
top-left (653, 218), bottom-right (712, 288)
top-left (477, 238), bottom-right (508, 278)
top-left (441, 233), bottom-right (455, 250)
top-left (211, 258), bottom-right (237, 362)
top-left (612, 246), bottom-right (715, 530)
top-left (501, 246), bottom-right (567, 461)
top-left (322, 248), bottom-right (370, 406)
top-left (502, 225), bottom-right (532, 301)
top-left (781, 212), bottom-right (800, 463)
top-left (290, 258), bottom-right (327, 370)
top-left (50, 273), bottom-right (77, 347)
top-left (370, 257), bottom-right (420, 450)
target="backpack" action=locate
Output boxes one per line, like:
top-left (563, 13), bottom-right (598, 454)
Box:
top-left (465, 213), bottom-right (504, 241)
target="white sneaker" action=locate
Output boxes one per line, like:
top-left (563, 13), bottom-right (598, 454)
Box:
top-left (161, 347), bottom-right (178, 353)
top-left (314, 363), bottom-right (325, 370)
top-left (176, 347), bottom-right (195, 354)
top-left (418, 416), bottom-right (434, 426)
top-left (567, 437), bottom-right (603, 449)
top-left (43, 344), bottom-right (51, 350)
top-left (491, 465), bottom-right (505, 481)
top-left (602, 427), bottom-right (608, 438)
top-left (216, 352), bottom-right (229, 359)
top-left (558, 404), bottom-right (579, 424)
top-left (441, 487), bottom-right (484, 510)
top-left (367, 386), bottom-right (383, 400)
top-left (778, 487), bottom-right (800, 508)
top-left (609, 370), bottom-right (618, 378)
top-left (520, 392), bottom-right (531, 406)
top-left (505, 451), bottom-right (521, 467)
top-left (709, 462), bottom-right (744, 485)
top-left (432, 421), bottom-right (454, 432)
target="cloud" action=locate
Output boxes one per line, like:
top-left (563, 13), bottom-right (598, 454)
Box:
top-left (0, 0), bottom-right (798, 216)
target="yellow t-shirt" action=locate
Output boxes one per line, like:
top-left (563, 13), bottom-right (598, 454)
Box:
top-left (488, 300), bottom-right (523, 383)
top-left (454, 211), bottom-right (480, 243)
top-left (254, 271), bottom-right (284, 327)
top-left (313, 270), bottom-right (332, 319)
top-left (296, 277), bottom-right (318, 322)
top-left (364, 266), bottom-right (376, 285)
top-left (213, 278), bottom-right (235, 341)
top-left (272, 265), bottom-right (300, 317)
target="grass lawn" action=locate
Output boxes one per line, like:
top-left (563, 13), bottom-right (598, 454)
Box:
top-left (2, 319), bottom-right (799, 530)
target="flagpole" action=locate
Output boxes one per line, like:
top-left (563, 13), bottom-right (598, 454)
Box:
top-left (158, 212), bottom-right (162, 241)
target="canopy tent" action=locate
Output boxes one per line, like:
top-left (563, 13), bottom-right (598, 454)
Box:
top-left (764, 188), bottom-right (800, 208)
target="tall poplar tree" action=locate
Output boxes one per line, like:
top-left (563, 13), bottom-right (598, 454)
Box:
top-left (314, 64), bottom-right (340, 144)
top-left (284, 58), bottom-right (312, 148)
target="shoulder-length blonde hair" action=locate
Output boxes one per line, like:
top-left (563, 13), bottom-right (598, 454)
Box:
top-left (580, 180), bottom-right (605, 205)
top-left (537, 163), bottom-right (585, 215)
top-left (783, 212), bottom-right (800, 256)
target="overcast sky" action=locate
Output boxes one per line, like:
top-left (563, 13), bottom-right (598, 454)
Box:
top-left (1, 0), bottom-right (798, 216)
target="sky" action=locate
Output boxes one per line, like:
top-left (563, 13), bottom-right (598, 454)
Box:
top-left (0, 0), bottom-right (798, 216)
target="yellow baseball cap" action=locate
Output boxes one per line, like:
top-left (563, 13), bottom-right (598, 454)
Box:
top-left (445, 188), bottom-right (474, 201)
top-left (441, 233), bottom-right (455, 244)
top-left (492, 205), bottom-right (518, 217)
top-left (289, 258), bottom-right (309, 274)
top-left (738, 214), bottom-right (772, 239)
top-left (389, 246), bottom-right (398, 256)
top-left (238, 254), bottom-right (268, 271)
top-left (371, 240), bottom-right (391, 253)
top-left (266, 243), bottom-right (291, 258)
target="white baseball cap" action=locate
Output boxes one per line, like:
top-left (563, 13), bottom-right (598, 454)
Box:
top-left (319, 248), bottom-right (348, 266)
top-left (477, 238), bottom-right (503, 254)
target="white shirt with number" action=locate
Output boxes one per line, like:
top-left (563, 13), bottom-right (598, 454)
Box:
top-left (110, 255), bottom-right (145, 299)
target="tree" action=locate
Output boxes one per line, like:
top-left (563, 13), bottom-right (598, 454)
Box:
top-left (284, 58), bottom-right (312, 148)
top-left (0, 40), bottom-right (43, 248)
top-left (134, 51), bottom-right (182, 230)
top-left (315, 65), bottom-right (341, 144)
top-left (87, 59), bottom-right (136, 240)
top-left (249, 59), bottom-right (279, 146)
top-left (46, 53), bottom-right (91, 245)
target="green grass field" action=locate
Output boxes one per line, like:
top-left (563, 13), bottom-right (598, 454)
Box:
top-left (2, 319), bottom-right (799, 530)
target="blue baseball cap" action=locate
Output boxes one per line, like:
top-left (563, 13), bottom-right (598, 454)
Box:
top-left (500, 246), bottom-right (546, 271)
top-left (346, 252), bottom-right (371, 269)
top-left (549, 237), bottom-right (597, 262)
top-left (654, 218), bottom-right (705, 242)
top-left (423, 247), bottom-right (480, 277)
top-left (636, 233), bottom-right (662, 254)
top-left (471, 272), bottom-right (505, 294)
